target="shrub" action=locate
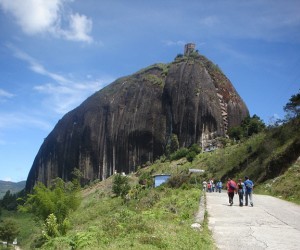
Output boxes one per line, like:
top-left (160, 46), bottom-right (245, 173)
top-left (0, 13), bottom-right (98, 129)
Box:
top-left (170, 148), bottom-right (189, 161)
top-left (0, 219), bottom-right (20, 246)
top-left (189, 143), bottom-right (201, 154)
top-left (186, 151), bottom-right (197, 162)
top-left (138, 172), bottom-right (153, 187)
top-left (43, 214), bottom-right (60, 239)
top-left (112, 174), bottom-right (130, 198)
top-left (167, 174), bottom-right (190, 188)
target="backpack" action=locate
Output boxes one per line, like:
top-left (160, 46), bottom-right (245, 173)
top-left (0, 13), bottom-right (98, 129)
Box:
top-left (229, 181), bottom-right (236, 190)
top-left (246, 182), bottom-right (253, 189)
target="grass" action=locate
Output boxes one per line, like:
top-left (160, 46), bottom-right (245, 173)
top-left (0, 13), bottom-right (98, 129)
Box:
top-left (40, 184), bottom-right (214, 250)
top-left (255, 160), bottom-right (300, 204)
top-left (0, 210), bottom-right (41, 249)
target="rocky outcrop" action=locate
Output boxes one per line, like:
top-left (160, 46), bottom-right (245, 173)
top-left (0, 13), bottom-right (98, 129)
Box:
top-left (26, 52), bottom-right (249, 191)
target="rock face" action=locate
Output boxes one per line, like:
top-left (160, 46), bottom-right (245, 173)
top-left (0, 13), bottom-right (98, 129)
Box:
top-left (26, 52), bottom-right (249, 191)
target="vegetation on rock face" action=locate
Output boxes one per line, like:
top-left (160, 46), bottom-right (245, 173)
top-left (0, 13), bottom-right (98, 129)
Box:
top-left (228, 114), bottom-right (265, 140)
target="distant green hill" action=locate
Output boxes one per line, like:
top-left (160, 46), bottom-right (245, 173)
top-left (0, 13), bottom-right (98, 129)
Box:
top-left (0, 180), bottom-right (26, 198)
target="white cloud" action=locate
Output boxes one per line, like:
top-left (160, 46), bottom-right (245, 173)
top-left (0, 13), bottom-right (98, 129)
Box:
top-left (33, 79), bottom-right (105, 114)
top-left (0, 89), bottom-right (14, 100)
top-left (0, 112), bottom-right (52, 131)
top-left (8, 44), bottom-right (113, 114)
top-left (162, 40), bottom-right (186, 46)
top-left (0, 0), bottom-right (61, 34)
top-left (59, 13), bottom-right (93, 43)
top-left (0, 0), bottom-right (93, 43)
top-left (8, 43), bottom-right (70, 84)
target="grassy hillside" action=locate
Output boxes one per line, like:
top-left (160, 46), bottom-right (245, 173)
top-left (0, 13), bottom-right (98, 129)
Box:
top-left (2, 163), bottom-right (214, 249)
top-left (194, 117), bottom-right (300, 191)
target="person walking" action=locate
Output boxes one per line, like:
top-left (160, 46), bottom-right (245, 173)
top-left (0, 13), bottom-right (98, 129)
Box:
top-left (226, 178), bottom-right (237, 206)
top-left (216, 180), bottom-right (222, 193)
top-left (237, 179), bottom-right (245, 206)
top-left (209, 179), bottom-right (214, 192)
top-left (244, 176), bottom-right (254, 206)
top-left (207, 182), bottom-right (212, 192)
top-left (202, 180), bottom-right (207, 192)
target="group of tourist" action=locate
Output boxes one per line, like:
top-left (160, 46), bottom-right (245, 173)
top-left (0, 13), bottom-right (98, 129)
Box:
top-left (202, 176), bottom-right (254, 207)
top-left (202, 179), bottom-right (223, 193)
top-left (227, 176), bottom-right (254, 207)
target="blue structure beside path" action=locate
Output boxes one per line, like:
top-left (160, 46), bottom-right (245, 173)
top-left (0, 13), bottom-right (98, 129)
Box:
top-left (153, 174), bottom-right (171, 187)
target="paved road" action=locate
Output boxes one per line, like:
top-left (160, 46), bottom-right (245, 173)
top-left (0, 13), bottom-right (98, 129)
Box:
top-left (206, 192), bottom-right (300, 250)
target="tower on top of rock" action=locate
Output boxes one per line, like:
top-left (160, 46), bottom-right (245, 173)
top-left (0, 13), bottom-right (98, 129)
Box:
top-left (184, 43), bottom-right (196, 56)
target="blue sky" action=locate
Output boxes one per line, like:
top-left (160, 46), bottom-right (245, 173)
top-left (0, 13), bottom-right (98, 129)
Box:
top-left (0, 0), bottom-right (299, 182)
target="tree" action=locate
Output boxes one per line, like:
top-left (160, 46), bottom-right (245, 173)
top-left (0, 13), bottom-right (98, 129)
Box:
top-left (0, 219), bottom-right (19, 246)
top-left (112, 174), bottom-right (130, 198)
top-left (71, 167), bottom-right (84, 188)
top-left (284, 89), bottom-right (300, 119)
top-left (228, 115), bottom-right (265, 140)
top-left (170, 134), bottom-right (179, 153)
top-left (166, 134), bottom-right (180, 157)
top-left (186, 151), bottom-right (197, 162)
top-left (228, 126), bottom-right (243, 140)
top-left (246, 115), bottom-right (265, 136)
top-left (18, 178), bottom-right (80, 235)
top-left (43, 214), bottom-right (60, 239)
top-left (189, 143), bottom-right (201, 154)
top-left (1, 190), bottom-right (17, 210)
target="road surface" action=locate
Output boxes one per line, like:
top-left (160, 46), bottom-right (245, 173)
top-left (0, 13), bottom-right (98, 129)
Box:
top-left (206, 192), bottom-right (300, 250)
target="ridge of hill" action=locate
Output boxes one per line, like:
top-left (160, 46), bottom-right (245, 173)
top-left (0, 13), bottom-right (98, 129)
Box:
top-left (0, 180), bottom-right (26, 198)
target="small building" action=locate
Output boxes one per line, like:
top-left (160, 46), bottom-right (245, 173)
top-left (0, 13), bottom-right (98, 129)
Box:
top-left (184, 43), bottom-right (196, 56)
top-left (153, 174), bottom-right (171, 187)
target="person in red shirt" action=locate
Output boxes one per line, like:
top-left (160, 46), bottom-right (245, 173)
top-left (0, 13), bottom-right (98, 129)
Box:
top-left (226, 178), bottom-right (237, 206)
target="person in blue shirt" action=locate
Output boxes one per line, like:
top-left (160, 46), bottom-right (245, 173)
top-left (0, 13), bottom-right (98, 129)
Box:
top-left (244, 176), bottom-right (254, 206)
top-left (216, 180), bottom-right (222, 193)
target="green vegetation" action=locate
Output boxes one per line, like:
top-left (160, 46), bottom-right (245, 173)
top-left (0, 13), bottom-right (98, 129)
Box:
top-left (228, 115), bottom-right (265, 140)
top-left (283, 88), bottom-right (300, 120)
top-left (1, 159), bottom-right (214, 249)
top-left (143, 74), bottom-right (164, 86)
top-left (43, 185), bottom-right (213, 250)
top-left (19, 178), bottom-right (80, 226)
top-left (0, 210), bottom-right (39, 249)
top-left (1, 89), bottom-right (299, 249)
top-left (0, 219), bottom-right (19, 247)
top-left (255, 160), bottom-right (300, 204)
top-left (112, 174), bottom-right (131, 198)
top-left (0, 190), bottom-right (18, 211)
